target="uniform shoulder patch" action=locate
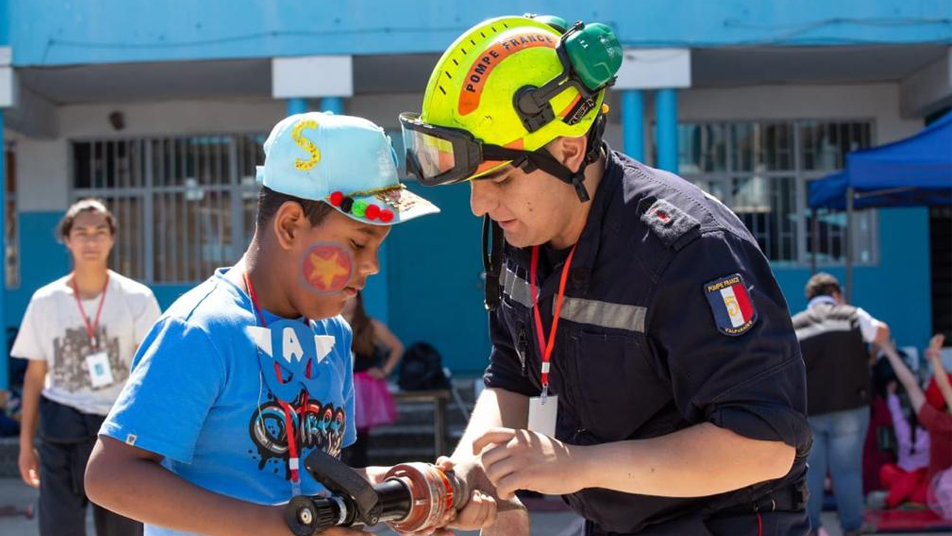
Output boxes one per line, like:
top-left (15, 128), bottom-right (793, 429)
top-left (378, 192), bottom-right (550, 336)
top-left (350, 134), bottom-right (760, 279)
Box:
top-left (639, 198), bottom-right (700, 249)
top-left (704, 273), bottom-right (757, 336)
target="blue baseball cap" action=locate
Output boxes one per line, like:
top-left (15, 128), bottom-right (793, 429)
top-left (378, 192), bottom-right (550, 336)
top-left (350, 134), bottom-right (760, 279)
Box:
top-left (257, 112), bottom-right (439, 225)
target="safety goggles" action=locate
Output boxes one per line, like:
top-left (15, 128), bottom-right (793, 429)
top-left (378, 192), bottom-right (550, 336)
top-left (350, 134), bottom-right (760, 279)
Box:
top-left (399, 112), bottom-right (525, 186)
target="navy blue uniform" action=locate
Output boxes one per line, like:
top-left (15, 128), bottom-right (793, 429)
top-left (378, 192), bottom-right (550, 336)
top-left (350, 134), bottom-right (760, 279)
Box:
top-left (484, 148), bottom-right (812, 535)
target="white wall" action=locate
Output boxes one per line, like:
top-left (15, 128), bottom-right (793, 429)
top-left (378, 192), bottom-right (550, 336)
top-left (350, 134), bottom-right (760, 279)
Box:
top-left (58, 99), bottom-right (285, 138)
top-left (676, 83), bottom-right (921, 143)
top-left (15, 138), bottom-right (70, 211)
top-left (15, 98), bottom-right (284, 212)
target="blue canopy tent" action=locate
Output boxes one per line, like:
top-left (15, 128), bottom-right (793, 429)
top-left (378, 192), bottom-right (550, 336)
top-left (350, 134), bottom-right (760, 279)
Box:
top-left (808, 111), bottom-right (952, 298)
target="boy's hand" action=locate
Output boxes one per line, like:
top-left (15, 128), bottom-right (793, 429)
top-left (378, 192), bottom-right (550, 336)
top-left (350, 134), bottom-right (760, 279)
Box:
top-left (357, 465), bottom-right (390, 485)
top-left (438, 456), bottom-right (530, 536)
top-left (18, 446), bottom-right (39, 488)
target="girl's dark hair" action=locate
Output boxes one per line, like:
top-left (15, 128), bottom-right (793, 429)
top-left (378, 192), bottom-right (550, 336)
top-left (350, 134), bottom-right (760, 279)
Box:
top-left (256, 186), bottom-right (334, 228)
top-left (57, 198), bottom-right (117, 241)
top-left (349, 292), bottom-right (377, 358)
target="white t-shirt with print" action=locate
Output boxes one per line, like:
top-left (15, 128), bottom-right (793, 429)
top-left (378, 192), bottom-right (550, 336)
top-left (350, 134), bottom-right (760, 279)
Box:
top-left (12, 270), bottom-right (162, 415)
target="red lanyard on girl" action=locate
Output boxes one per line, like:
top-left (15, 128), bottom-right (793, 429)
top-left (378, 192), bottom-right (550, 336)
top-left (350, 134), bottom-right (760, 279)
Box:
top-left (529, 244), bottom-right (577, 400)
top-left (244, 271), bottom-right (313, 494)
top-left (71, 273), bottom-right (109, 350)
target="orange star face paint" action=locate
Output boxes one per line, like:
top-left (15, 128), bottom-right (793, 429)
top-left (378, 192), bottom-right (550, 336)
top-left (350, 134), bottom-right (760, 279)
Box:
top-left (301, 242), bottom-right (353, 294)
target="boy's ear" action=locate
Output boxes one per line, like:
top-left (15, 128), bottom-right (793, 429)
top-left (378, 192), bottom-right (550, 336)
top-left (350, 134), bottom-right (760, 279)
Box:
top-left (272, 201), bottom-right (308, 250)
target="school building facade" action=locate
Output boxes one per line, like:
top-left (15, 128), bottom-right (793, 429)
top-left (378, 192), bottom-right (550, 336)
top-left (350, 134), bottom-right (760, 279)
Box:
top-left (0, 1), bottom-right (949, 384)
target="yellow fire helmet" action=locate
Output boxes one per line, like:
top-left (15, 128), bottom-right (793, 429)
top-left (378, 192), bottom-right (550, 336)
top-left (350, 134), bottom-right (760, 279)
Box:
top-left (399, 14), bottom-right (622, 202)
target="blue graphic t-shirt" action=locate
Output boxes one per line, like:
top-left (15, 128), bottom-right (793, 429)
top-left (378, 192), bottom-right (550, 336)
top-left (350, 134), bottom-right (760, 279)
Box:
top-left (101, 268), bottom-right (356, 536)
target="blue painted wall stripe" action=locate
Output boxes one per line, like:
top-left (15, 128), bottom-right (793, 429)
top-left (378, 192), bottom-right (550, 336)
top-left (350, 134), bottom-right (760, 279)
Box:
top-left (6, 207), bottom-right (935, 375)
top-left (774, 207), bottom-right (932, 352)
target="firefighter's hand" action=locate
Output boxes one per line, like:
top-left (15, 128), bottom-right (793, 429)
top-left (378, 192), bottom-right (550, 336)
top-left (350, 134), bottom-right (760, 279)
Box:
top-left (473, 428), bottom-right (586, 500)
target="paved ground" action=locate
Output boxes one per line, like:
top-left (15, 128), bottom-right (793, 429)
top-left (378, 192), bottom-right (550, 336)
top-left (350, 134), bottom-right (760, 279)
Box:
top-left (0, 477), bottom-right (935, 535)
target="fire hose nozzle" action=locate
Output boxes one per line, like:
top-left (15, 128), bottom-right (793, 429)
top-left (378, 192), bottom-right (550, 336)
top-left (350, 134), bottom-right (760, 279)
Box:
top-left (285, 450), bottom-right (472, 535)
top-left (383, 462), bottom-right (470, 533)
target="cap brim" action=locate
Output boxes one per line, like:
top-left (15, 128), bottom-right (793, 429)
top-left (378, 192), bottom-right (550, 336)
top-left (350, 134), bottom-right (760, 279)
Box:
top-left (333, 187), bottom-right (440, 226)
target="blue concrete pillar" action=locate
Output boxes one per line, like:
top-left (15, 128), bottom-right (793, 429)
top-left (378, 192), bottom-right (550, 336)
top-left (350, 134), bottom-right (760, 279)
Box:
top-left (655, 88), bottom-right (679, 173)
top-left (286, 98), bottom-right (308, 116)
top-left (622, 90), bottom-right (645, 161)
top-left (0, 111), bottom-right (7, 390)
top-left (320, 97), bottom-right (345, 115)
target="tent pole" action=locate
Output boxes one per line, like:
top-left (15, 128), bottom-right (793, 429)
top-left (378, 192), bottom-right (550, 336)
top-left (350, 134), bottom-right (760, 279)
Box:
top-left (811, 208), bottom-right (819, 274)
top-left (845, 186), bottom-right (854, 302)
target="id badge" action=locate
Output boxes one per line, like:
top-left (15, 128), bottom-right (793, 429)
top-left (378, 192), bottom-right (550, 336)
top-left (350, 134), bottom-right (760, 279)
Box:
top-left (528, 394), bottom-right (558, 437)
top-left (85, 351), bottom-right (114, 388)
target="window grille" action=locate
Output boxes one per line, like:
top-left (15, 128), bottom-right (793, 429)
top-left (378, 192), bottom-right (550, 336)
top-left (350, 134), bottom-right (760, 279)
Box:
top-left (673, 119), bottom-right (877, 265)
top-left (71, 134), bottom-right (265, 283)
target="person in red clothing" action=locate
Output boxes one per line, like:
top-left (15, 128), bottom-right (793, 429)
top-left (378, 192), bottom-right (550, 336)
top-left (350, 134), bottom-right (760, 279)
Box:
top-left (880, 334), bottom-right (952, 518)
top-left (921, 336), bottom-right (952, 478)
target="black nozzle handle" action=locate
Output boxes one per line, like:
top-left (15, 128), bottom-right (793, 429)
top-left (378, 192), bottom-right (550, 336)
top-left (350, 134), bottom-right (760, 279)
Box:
top-left (303, 449), bottom-right (381, 524)
top-left (285, 495), bottom-right (350, 536)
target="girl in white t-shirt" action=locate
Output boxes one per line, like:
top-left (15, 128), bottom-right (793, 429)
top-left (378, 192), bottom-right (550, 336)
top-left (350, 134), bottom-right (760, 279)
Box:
top-left (13, 198), bottom-right (161, 536)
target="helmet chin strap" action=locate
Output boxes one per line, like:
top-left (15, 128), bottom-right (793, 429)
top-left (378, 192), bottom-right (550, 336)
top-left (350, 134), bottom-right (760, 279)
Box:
top-left (482, 215), bottom-right (504, 311)
top-left (531, 113), bottom-right (607, 202)
top-left (519, 146), bottom-right (593, 202)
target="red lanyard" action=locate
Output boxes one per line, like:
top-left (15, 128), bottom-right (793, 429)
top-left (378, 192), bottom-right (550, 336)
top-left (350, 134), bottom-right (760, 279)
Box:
top-left (244, 271), bottom-right (312, 489)
top-left (529, 244), bottom-right (577, 397)
top-left (71, 273), bottom-right (109, 351)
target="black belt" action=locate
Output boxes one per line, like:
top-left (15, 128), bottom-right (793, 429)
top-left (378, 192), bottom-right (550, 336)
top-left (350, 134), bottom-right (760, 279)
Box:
top-left (715, 484), bottom-right (808, 516)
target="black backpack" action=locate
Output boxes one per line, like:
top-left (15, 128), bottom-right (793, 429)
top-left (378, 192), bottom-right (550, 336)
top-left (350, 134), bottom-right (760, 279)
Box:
top-left (398, 342), bottom-right (450, 391)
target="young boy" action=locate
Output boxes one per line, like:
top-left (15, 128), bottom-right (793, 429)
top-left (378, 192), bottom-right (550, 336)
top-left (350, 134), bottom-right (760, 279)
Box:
top-left (84, 113), bottom-right (445, 535)
top-left (15, 198), bottom-right (161, 536)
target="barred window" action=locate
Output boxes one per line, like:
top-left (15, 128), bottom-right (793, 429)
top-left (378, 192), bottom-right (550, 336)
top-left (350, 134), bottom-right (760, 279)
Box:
top-left (71, 134), bottom-right (264, 284)
top-left (5, 142), bottom-right (17, 289)
top-left (674, 119), bottom-right (877, 265)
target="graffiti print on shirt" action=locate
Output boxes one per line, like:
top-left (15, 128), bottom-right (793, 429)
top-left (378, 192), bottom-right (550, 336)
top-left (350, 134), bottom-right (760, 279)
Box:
top-left (247, 394), bottom-right (347, 479)
top-left (51, 326), bottom-right (127, 392)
